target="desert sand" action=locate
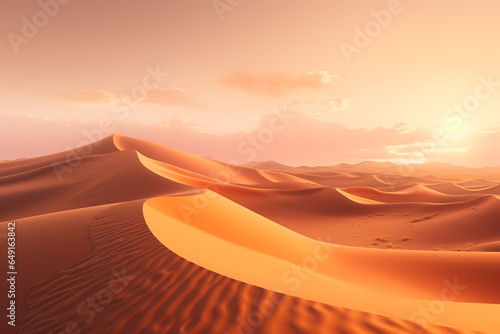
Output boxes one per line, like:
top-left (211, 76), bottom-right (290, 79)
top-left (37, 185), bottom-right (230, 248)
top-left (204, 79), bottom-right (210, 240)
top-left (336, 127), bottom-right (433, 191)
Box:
top-left (1, 134), bottom-right (499, 334)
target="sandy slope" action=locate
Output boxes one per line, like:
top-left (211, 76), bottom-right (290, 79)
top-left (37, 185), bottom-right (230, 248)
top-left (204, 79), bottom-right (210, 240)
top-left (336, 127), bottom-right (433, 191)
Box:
top-left (427, 183), bottom-right (500, 195)
top-left (1, 133), bottom-right (499, 334)
top-left (0, 149), bottom-right (200, 222)
top-left (12, 201), bottom-right (479, 334)
top-left (340, 184), bottom-right (480, 204)
top-left (144, 194), bottom-right (500, 333)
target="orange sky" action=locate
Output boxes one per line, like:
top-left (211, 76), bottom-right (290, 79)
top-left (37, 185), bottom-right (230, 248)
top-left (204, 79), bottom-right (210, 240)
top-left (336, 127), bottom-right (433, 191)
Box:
top-left (1, 0), bottom-right (499, 167)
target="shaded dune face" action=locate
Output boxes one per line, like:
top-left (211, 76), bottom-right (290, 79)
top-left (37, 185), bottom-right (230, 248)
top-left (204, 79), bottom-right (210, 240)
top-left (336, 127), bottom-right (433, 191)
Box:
top-left (1, 133), bottom-right (499, 334)
top-left (0, 148), bottom-right (200, 222)
top-left (0, 135), bottom-right (118, 177)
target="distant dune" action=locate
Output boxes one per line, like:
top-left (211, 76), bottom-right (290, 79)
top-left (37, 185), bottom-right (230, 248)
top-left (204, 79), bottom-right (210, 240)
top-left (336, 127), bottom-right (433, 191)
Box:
top-left (246, 160), bottom-right (500, 183)
top-left (1, 134), bottom-right (499, 334)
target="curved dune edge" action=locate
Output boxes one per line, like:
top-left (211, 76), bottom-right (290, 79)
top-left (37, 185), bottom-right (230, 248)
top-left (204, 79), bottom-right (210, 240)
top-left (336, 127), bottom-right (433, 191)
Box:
top-left (336, 188), bottom-right (384, 204)
top-left (143, 193), bottom-right (500, 334)
top-left (339, 184), bottom-right (482, 204)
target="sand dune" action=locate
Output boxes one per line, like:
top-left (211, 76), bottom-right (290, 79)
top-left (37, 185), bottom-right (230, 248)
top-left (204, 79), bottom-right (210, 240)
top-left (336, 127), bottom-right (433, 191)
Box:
top-left (292, 172), bottom-right (391, 189)
top-left (114, 134), bottom-right (274, 185)
top-left (427, 182), bottom-right (500, 196)
top-left (1, 133), bottom-right (499, 334)
top-left (0, 149), bottom-right (199, 222)
top-left (472, 240), bottom-right (500, 252)
top-left (144, 193), bottom-right (500, 305)
top-left (10, 201), bottom-right (476, 334)
top-left (457, 180), bottom-right (497, 189)
top-left (0, 135), bottom-right (117, 178)
top-left (340, 184), bottom-right (481, 204)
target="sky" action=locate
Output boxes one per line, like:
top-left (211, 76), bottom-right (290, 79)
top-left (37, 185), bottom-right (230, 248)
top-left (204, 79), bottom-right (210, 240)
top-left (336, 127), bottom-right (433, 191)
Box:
top-left (1, 0), bottom-right (500, 167)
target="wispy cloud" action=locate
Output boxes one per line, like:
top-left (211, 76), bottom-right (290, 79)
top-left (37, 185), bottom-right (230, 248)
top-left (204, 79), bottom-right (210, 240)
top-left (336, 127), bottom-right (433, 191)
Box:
top-left (143, 87), bottom-right (196, 106)
top-left (219, 70), bottom-right (339, 96)
top-left (387, 143), bottom-right (472, 156)
top-left (288, 97), bottom-right (350, 119)
top-left (63, 90), bottom-right (117, 104)
top-left (481, 127), bottom-right (500, 134)
top-left (63, 87), bottom-right (196, 107)
top-left (3, 112), bottom-right (496, 167)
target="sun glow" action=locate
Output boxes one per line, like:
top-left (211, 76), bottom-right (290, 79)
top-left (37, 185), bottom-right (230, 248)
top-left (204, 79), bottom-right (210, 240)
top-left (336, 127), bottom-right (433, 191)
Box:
top-left (443, 120), bottom-right (471, 142)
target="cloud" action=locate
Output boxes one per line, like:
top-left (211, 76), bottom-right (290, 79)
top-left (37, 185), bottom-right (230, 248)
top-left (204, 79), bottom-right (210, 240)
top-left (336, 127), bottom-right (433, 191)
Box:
top-left (143, 87), bottom-right (196, 106)
top-left (158, 116), bottom-right (202, 130)
top-left (2, 112), bottom-right (498, 168)
top-left (481, 127), bottom-right (500, 134)
top-left (219, 70), bottom-right (339, 96)
top-left (387, 143), bottom-right (471, 159)
top-left (63, 87), bottom-right (196, 107)
top-left (287, 97), bottom-right (350, 119)
top-left (327, 97), bottom-right (350, 110)
top-left (63, 90), bottom-right (117, 104)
